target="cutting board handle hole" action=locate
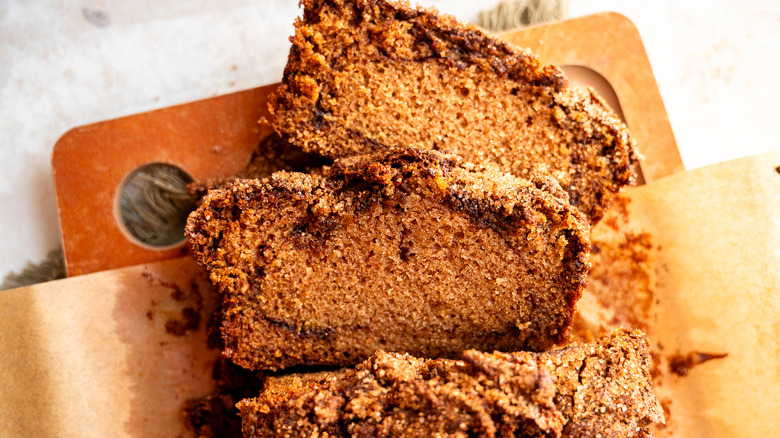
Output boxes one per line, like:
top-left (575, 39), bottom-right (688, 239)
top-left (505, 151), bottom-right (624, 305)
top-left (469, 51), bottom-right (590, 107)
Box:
top-left (114, 162), bottom-right (196, 250)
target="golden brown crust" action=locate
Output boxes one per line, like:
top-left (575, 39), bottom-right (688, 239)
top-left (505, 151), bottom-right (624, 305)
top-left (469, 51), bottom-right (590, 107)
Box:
top-left (186, 147), bottom-right (590, 370)
top-left (237, 329), bottom-right (664, 437)
top-left (269, 0), bottom-right (636, 224)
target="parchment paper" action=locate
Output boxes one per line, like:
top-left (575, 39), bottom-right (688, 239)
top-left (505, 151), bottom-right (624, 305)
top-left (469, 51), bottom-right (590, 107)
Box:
top-left (0, 257), bottom-right (220, 437)
top-left (617, 150), bottom-right (780, 437)
top-left (1, 150), bottom-right (778, 437)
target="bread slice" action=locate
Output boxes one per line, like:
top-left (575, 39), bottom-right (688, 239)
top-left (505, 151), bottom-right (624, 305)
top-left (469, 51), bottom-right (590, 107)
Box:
top-left (269, 0), bottom-right (637, 224)
top-left (237, 329), bottom-right (664, 437)
top-left (186, 148), bottom-right (589, 370)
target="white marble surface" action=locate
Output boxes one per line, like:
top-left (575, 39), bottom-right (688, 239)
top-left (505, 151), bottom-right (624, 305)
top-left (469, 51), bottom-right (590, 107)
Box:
top-left (1, 0), bottom-right (778, 280)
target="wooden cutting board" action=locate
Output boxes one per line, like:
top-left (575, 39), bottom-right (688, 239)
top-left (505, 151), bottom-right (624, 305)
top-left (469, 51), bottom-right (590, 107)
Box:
top-left (51, 12), bottom-right (684, 277)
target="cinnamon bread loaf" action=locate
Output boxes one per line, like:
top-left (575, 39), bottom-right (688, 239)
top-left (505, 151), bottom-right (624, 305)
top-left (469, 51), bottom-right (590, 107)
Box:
top-left (269, 0), bottom-right (637, 224)
top-left (237, 329), bottom-right (663, 437)
top-left (186, 148), bottom-right (589, 370)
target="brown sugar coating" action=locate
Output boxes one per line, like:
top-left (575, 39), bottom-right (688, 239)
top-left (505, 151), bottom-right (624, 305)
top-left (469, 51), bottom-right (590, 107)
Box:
top-left (269, 0), bottom-right (637, 224)
top-left (186, 147), bottom-right (590, 370)
top-left (237, 329), bottom-right (664, 437)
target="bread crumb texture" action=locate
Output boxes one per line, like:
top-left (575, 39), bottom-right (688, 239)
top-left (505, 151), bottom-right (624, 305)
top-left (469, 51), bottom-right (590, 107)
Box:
top-left (186, 148), bottom-right (590, 370)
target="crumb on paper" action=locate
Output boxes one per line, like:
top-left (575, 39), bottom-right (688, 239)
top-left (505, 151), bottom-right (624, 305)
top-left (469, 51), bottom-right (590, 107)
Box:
top-left (667, 351), bottom-right (729, 377)
top-left (141, 270), bottom-right (205, 337)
